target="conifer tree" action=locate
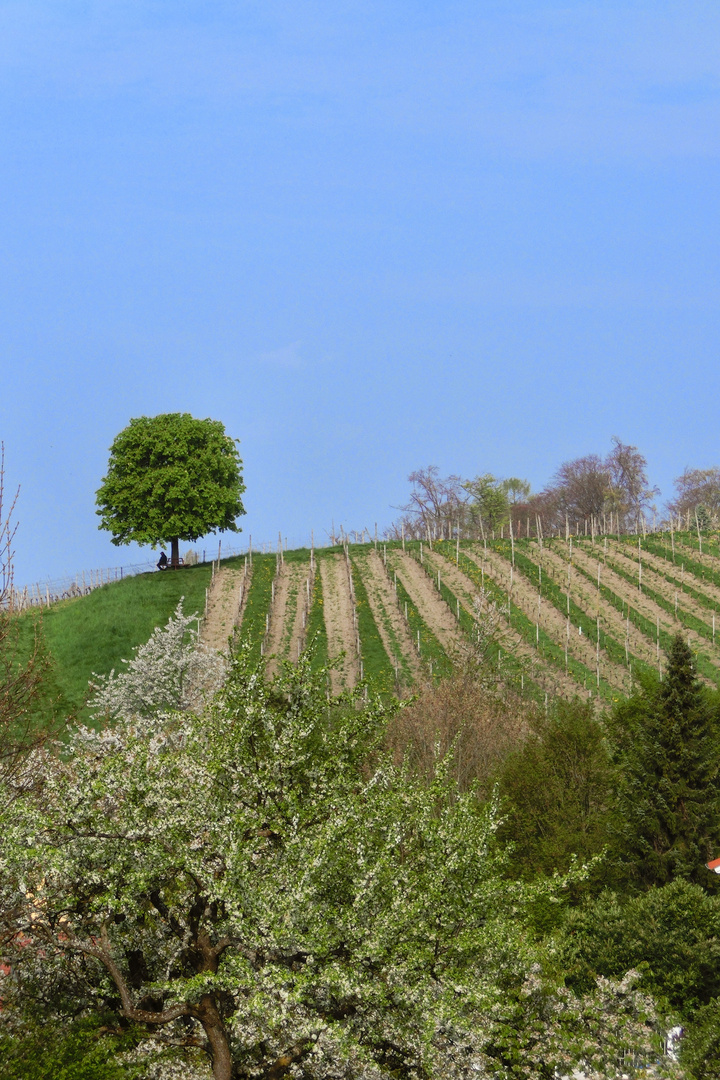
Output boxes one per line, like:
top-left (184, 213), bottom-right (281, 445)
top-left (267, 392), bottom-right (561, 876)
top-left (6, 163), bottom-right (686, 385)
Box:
top-left (609, 633), bottom-right (720, 888)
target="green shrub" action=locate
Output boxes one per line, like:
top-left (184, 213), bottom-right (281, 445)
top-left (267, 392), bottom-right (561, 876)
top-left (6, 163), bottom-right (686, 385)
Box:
top-left (494, 697), bottom-right (614, 881)
top-left (681, 998), bottom-right (720, 1077)
top-left (560, 879), bottom-right (720, 1017)
top-left (0, 1019), bottom-right (142, 1080)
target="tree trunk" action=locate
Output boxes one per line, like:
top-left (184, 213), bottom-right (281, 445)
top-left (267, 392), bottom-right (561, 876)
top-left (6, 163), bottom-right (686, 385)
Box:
top-left (171, 537), bottom-right (180, 568)
top-left (197, 995), bottom-right (234, 1080)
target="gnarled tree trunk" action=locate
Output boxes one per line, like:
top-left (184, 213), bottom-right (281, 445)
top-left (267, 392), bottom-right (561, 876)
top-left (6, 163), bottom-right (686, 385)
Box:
top-left (196, 995), bottom-right (234, 1080)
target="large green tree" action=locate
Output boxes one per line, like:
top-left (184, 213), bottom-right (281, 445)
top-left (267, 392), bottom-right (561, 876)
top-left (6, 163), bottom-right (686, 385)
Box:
top-left (463, 473), bottom-right (509, 535)
top-left (96, 413), bottom-right (245, 567)
top-left (608, 633), bottom-right (720, 888)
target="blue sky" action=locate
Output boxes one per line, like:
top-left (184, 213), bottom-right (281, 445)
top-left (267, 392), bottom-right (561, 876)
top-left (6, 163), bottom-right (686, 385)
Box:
top-left (1, 1), bottom-right (719, 586)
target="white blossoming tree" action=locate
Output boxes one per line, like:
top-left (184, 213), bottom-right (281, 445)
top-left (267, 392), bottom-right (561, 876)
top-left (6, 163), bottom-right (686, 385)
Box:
top-left (1, 643), bottom-right (677, 1079)
top-left (88, 601), bottom-right (227, 722)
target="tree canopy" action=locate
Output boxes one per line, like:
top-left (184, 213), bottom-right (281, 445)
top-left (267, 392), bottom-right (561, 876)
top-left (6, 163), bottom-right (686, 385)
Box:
top-left (389, 438), bottom-right (665, 542)
top-left (1, 630), bottom-right (672, 1080)
top-left (607, 633), bottom-right (720, 888)
top-left (669, 467), bottom-right (720, 527)
top-left (95, 413), bottom-right (245, 566)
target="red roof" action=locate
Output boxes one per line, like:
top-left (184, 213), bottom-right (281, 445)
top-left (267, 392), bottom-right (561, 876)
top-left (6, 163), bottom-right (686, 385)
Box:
top-left (707, 857), bottom-right (720, 873)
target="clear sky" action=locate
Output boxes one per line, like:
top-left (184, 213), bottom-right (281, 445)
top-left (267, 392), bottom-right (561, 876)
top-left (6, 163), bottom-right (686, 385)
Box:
top-left (1, 1), bottom-right (719, 587)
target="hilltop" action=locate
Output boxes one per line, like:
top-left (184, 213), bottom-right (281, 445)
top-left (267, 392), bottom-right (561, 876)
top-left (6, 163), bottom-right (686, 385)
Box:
top-left (14, 528), bottom-right (720, 718)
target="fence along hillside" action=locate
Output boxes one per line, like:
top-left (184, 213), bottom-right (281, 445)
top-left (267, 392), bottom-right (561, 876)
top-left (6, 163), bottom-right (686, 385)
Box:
top-left (4, 532), bottom-right (322, 613)
top-left (5, 561), bottom-right (156, 611)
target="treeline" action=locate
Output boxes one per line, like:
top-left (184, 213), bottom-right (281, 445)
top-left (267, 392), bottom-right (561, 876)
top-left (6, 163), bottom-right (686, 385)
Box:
top-left (390, 438), bottom-right (720, 541)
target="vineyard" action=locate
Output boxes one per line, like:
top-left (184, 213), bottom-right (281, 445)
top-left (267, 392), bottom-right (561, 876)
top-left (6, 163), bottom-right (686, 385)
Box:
top-left (200, 529), bottom-right (720, 705)
top-left (17, 530), bottom-right (720, 715)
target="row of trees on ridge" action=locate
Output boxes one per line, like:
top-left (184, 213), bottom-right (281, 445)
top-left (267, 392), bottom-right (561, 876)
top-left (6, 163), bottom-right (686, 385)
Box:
top-left (391, 439), bottom-right (720, 542)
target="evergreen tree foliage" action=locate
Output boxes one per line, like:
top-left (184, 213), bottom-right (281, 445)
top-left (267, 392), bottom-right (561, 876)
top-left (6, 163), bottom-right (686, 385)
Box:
top-left (495, 698), bottom-right (614, 881)
top-left (559, 879), bottom-right (720, 1017)
top-left (608, 633), bottom-right (720, 888)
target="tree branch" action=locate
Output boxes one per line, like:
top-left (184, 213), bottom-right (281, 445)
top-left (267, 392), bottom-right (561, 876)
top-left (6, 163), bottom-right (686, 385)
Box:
top-left (265, 1038), bottom-right (313, 1079)
top-left (77, 924), bottom-right (191, 1025)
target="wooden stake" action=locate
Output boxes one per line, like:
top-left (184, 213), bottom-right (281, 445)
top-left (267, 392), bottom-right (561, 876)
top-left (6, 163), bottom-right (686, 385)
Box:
top-left (565, 617), bottom-right (569, 672)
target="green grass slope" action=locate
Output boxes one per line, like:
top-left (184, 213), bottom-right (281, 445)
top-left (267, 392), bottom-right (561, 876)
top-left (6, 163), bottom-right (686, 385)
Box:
top-left (15, 564), bottom-right (213, 717)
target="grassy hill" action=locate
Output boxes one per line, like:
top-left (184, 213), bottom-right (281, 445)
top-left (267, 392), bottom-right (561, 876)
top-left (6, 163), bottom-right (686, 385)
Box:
top-left (13, 530), bottom-right (720, 719)
top-left (14, 563), bottom-right (213, 717)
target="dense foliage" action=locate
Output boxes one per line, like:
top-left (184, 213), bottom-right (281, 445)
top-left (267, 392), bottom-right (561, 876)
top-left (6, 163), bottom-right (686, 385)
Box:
top-left (606, 634), bottom-right (720, 888)
top-left (95, 413), bottom-right (245, 566)
top-left (4, 613), bottom-right (720, 1077)
top-left (495, 698), bottom-right (614, 883)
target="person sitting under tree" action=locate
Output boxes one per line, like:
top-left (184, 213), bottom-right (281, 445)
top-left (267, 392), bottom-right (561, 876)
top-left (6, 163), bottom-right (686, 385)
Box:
top-left (157, 550), bottom-right (168, 570)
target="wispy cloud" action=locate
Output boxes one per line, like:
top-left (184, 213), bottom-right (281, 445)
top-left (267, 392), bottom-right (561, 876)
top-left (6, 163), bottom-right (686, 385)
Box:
top-left (256, 341), bottom-right (303, 369)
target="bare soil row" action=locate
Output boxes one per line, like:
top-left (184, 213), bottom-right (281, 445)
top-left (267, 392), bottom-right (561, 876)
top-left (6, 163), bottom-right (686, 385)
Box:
top-left (527, 542), bottom-right (660, 671)
top-left (265, 561), bottom-right (312, 678)
top-left (463, 545), bottom-right (630, 694)
top-left (422, 548), bottom-right (584, 698)
top-left (319, 554), bottom-right (360, 693)
top-left (221, 534), bottom-right (720, 700)
top-left (354, 551), bottom-right (423, 685)
top-left (201, 568), bottom-right (245, 653)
